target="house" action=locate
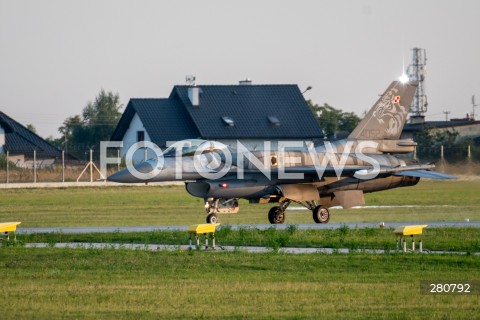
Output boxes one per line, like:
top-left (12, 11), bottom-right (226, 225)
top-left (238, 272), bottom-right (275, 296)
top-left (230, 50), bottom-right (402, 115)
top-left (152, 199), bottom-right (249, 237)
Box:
top-left (402, 118), bottom-right (480, 145)
top-left (0, 111), bottom-right (63, 168)
top-left (111, 82), bottom-right (324, 162)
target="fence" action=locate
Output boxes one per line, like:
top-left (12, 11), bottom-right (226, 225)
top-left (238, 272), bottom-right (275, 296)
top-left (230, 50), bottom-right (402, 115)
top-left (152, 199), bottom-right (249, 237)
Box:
top-left (1, 147), bottom-right (121, 184)
top-left (0, 144), bottom-right (479, 184)
top-left (414, 144), bottom-right (479, 163)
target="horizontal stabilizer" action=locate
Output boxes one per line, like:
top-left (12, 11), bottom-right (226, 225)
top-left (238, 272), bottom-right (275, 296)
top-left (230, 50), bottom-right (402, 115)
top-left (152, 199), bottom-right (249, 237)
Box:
top-left (394, 170), bottom-right (456, 179)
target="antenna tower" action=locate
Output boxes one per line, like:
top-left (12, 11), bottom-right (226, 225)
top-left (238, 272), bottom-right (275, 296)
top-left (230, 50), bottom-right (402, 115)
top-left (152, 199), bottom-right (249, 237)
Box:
top-left (472, 95), bottom-right (477, 120)
top-left (407, 48), bottom-right (428, 123)
top-left (443, 111), bottom-right (451, 121)
top-left (185, 75), bottom-right (196, 86)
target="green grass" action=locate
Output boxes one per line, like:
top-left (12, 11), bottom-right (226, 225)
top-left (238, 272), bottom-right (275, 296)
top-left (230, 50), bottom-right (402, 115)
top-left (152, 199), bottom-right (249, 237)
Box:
top-left (0, 180), bottom-right (479, 227)
top-left (1, 180), bottom-right (479, 319)
top-left (17, 226), bottom-right (480, 253)
top-left (0, 248), bottom-right (479, 319)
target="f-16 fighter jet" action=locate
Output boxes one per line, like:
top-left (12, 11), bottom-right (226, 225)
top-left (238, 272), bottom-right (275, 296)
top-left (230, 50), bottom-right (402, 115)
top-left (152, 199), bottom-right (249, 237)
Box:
top-left (108, 81), bottom-right (454, 224)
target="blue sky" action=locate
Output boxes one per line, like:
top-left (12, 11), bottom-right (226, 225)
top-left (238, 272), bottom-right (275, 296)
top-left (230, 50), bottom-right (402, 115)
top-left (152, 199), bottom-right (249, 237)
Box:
top-left (1, 0), bottom-right (479, 138)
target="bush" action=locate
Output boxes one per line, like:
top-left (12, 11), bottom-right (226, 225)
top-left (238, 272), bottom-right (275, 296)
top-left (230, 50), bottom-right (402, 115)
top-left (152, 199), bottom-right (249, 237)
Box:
top-left (0, 154), bottom-right (15, 170)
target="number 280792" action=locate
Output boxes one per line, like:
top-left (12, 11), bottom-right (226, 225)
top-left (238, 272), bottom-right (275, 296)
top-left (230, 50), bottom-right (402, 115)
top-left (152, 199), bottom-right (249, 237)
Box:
top-left (420, 281), bottom-right (479, 294)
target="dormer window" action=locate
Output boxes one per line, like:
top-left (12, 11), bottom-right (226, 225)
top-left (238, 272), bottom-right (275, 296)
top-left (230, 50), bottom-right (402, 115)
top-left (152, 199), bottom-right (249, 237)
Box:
top-left (222, 116), bottom-right (235, 127)
top-left (268, 116), bottom-right (281, 127)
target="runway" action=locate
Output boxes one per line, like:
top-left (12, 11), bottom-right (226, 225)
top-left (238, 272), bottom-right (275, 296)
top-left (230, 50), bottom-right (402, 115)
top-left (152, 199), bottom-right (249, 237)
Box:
top-left (17, 221), bottom-right (479, 234)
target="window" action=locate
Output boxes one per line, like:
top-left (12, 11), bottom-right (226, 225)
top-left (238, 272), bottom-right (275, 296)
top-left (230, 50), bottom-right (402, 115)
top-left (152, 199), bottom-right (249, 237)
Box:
top-left (137, 131), bottom-right (145, 142)
top-left (221, 116), bottom-right (235, 127)
top-left (268, 116), bottom-right (281, 127)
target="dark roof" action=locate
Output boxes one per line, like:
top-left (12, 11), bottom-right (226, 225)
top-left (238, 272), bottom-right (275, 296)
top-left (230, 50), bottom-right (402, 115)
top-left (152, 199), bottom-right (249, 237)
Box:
top-left (0, 111), bottom-right (62, 158)
top-left (112, 84), bottom-right (324, 144)
top-left (404, 119), bottom-right (480, 132)
top-left (171, 85), bottom-right (324, 139)
top-left (111, 98), bottom-right (201, 146)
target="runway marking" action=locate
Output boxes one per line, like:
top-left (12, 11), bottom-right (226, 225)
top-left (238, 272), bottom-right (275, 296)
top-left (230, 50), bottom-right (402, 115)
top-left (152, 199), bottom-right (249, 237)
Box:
top-left (287, 205), bottom-right (449, 210)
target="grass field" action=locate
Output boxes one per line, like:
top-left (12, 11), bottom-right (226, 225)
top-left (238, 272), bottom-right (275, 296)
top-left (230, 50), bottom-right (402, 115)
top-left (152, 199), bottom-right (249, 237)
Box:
top-left (1, 180), bottom-right (479, 319)
top-left (0, 248), bottom-right (479, 319)
top-left (0, 180), bottom-right (479, 227)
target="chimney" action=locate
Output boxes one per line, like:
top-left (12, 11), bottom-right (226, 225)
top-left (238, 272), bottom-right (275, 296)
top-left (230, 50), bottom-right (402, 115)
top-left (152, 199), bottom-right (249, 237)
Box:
top-left (188, 87), bottom-right (200, 106)
top-left (239, 78), bottom-right (252, 85)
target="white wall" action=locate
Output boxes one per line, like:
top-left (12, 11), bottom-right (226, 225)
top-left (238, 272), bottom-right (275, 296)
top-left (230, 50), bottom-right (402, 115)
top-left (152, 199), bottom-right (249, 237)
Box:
top-left (217, 139), bottom-right (315, 151)
top-left (0, 125), bottom-right (5, 153)
top-left (117, 114), bottom-right (317, 165)
top-left (120, 112), bottom-right (155, 164)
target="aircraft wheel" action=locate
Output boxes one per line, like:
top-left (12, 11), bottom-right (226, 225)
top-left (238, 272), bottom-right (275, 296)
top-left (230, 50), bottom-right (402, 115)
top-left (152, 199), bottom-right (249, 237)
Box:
top-left (268, 206), bottom-right (285, 224)
top-left (313, 206), bottom-right (330, 223)
top-left (206, 213), bottom-right (219, 224)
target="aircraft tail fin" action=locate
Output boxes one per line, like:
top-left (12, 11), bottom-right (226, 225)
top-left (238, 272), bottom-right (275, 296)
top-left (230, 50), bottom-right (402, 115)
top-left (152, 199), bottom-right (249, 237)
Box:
top-left (348, 81), bottom-right (418, 140)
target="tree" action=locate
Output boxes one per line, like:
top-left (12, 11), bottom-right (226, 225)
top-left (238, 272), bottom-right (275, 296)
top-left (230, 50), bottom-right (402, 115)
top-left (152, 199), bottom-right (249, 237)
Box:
top-left (0, 154), bottom-right (15, 170)
top-left (45, 136), bottom-right (63, 149)
top-left (59, 115), bottom-right (84, 152)
top-left (307, 101), bottom-right (361, 139)
top-left (26, 123), bottom-right (37, 133)
top-left (413, 129), bottom-right (473, 162)
top-left (57, 90), bottom-right (122, 158)
top-left (339, 112), bottom-right (361, 133)
top-left (81, 90), bottom-right (122, 144)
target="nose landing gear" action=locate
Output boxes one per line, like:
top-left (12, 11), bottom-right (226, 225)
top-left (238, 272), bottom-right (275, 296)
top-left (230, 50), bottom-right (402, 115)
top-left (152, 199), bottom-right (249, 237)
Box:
top-left (206, 213), bottom-right (219, 224)
top-left (204, 198), bottom-right (239, 223)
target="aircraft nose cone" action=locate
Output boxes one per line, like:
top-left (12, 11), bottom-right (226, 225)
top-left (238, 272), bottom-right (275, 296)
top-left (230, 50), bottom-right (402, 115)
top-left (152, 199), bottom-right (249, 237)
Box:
top-left (107, 168), bottom-right (136, 183)
top-left (135, 161), bottom-right (156, 174)
top-left (107, 161), bottom-right (155, 183)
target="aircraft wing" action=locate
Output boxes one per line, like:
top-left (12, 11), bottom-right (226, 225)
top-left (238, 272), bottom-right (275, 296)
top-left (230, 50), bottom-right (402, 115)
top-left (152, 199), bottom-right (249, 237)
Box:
top-left (246, 166), bottom-right (368, 175)
top-left (393, 170), bottom-right (456, 179)
top-left (241, 164), bottom-right (448, 178)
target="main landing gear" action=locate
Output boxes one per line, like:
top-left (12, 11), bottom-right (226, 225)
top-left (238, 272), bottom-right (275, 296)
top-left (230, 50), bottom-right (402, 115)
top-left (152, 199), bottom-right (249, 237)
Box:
top-left (203, 197), bottom-right (331, 225)
top-left (267, 200), bottom-right (330, 224)
top-left (312, 205), bottom-right (330, 223)
top-left (268, 201), bottom-right (291, 224)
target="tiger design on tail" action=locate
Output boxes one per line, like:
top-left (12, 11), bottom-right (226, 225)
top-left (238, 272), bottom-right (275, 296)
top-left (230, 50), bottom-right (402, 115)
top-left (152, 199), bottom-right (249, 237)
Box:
top-left (372, 88), bottom-right (407, 139)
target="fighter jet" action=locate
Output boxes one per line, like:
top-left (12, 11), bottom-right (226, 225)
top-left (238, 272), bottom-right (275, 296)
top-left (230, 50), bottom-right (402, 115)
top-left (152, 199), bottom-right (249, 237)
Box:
top-left (108, 80), bottom-right (454, 224)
